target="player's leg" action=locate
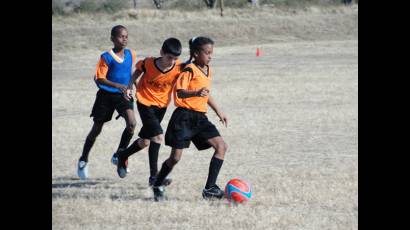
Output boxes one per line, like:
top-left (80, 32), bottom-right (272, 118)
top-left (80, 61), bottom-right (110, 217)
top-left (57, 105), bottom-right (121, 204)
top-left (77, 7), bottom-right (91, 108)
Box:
top-left (116, 138), bottom-right (149, 178)
top-left (193, 135), bottom-right (227, 199)
top-left (191, 114), bottom-right (226, 199)
top-left (79, 121), bottom-right (104, 163)
top-left (148, 134), bottom-right (173, 186)
top-left (118, 138), bottom-right (150, 159)
top-left (127, 101), bottom-right (170, 183)
top-left (117, 108), bottom-right (136, 151)
top-left (82, 90), bottom-right (114, 163)
top-left (149, 134), bottom-right (162, 177)
top-left (111, 107), bottom-right (137, 164)
top-left (77, 122), bottom-right (104, 179)
top-left (147, 134), bottom-right (161, 181)
top-left (155, 148), bottom-right (182, 186)
top-left (78, 90), bottom-right (114, 179)
top-left (146, 106), bottom-right (172, 185)
top-left (112, 96), bottom-right (137, 164)
top-left (115, 99), bottom-right (165, 178)
top-left (206, 136), bottom-right (228, 185)
top-left (112, 108), bottom-right (138, 177)
top-left (152, 107), bottom-right (191, 200)
top-left (152, 148), bottom-right (183, 201)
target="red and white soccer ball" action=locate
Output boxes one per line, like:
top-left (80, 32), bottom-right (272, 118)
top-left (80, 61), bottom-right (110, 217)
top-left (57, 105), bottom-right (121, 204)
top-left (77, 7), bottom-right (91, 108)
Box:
top-left (225, 178), bottom-right (252, 203)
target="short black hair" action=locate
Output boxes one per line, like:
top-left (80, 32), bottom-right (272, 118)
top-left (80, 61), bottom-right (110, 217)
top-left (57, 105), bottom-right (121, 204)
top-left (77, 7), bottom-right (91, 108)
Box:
top-left (161, 37), bottom-right (182, 56)
top-left (111, 25), bottom-right (127, 37)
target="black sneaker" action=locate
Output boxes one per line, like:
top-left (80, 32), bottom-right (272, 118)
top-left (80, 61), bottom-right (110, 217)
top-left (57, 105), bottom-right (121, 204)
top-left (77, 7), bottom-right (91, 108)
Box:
top-left (202, 185), bottom-right (224, 200)
top-left (116, 155), bottom-right (128, 178)
top-left (149, 175), bottom-right (172, 187)
top-left (153, 186), bottom-right (165, 202)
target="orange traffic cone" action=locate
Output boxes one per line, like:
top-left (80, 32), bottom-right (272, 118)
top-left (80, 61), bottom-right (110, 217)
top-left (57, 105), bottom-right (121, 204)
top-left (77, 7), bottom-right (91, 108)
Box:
top-left (256, 48), bottom-right (261, 57)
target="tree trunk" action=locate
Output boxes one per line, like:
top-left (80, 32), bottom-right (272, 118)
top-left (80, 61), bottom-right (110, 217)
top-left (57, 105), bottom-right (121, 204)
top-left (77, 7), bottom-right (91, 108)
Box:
top-left (219, 0), bottom-right (224, 17)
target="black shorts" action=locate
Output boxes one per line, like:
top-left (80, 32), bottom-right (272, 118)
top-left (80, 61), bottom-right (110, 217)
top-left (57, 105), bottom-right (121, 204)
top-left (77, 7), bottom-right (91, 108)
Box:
top-left (137, 101), bottom-right (167, 139)
top-left (165, 107), bottom-right (220, 150)
top-left (90, 89), bottom-right (134, 123)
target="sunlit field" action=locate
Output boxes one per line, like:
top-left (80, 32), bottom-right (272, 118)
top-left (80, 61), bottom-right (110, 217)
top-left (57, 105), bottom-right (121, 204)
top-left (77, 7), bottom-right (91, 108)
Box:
top-left (52, 4), bottom-right (357, 229)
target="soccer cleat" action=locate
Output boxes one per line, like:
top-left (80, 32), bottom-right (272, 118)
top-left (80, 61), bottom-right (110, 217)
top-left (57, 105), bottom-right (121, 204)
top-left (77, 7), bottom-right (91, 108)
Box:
top-left (202, 185), bottom-right (224, 200)
top-left (153, 186), bottom-right (165, 202)
top-left (149, 175), bottom-right (172, 187)
top-left (111, 148), bottom-right (125, 165)
top-left (111, 152), bottom-right (119, 165)
top-left (77, 160), bottom-right (88, 180)
top-left (116, 156), bottom-right (129, 178)
top-left (112, 149), bottom-right (130, 173)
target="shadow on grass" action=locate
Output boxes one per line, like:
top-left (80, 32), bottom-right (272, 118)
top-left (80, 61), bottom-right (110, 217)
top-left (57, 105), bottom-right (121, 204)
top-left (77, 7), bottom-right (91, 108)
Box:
top-left (52, 177), bottom-right (109, 188)
top-left (110, 194), bottom-right (154, 201)
top-left (52, 176), bottom-right (112, 181)
top-left (52, 176), bottom-right (116, 189)
top-left (52, 181), bottom-right (100, 188)
top-left (52, 176), bottom-right (161, 201)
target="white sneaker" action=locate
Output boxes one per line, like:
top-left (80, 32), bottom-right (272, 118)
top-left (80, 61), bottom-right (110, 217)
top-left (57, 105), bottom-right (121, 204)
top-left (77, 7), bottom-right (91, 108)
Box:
top-left (77, 160), bottom-right (88, 180)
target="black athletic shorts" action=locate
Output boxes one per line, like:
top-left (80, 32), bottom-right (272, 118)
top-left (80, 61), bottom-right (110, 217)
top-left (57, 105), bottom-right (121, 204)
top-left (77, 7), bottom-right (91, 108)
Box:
top-left (90, 89), bottom-right (134, 122)
top-left (137, 101), bottom-right (167, 139)
top-left (165, 107), bottom-right (220, 150)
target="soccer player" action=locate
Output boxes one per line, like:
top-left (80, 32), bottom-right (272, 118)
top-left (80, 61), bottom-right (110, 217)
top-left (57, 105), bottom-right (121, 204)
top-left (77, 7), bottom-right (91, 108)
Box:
top-left (114, 38), bottom-right (183, 188)
top-left (77, 25), bottom-right (136, 180)
top-left (152, 36), bottom-right (228, 201)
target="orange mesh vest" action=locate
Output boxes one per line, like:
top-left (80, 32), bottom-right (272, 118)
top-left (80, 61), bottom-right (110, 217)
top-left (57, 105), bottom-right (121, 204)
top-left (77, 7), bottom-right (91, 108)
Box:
top-left (174, 63), bottom-right (212, 113)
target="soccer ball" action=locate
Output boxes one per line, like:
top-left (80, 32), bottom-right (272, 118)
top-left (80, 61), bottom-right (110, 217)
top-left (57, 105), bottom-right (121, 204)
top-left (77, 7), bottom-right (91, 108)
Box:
top-left (225, 178), bottom-right (252, 203)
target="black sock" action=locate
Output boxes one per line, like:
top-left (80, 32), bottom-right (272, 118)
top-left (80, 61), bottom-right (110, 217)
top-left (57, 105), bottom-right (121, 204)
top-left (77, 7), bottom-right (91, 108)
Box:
top-left (205, 157), bottom-right (224, 189)
top-left (154, 161), bottom-right (173, 187)
top-left (117, 129), bottom-right (134, 150)
top-left (148, 142), bottom-right (161, 177)
top-left (119, 139), bottom-right (142, 158)
top-left (79, 137), bottom-right (96, 162)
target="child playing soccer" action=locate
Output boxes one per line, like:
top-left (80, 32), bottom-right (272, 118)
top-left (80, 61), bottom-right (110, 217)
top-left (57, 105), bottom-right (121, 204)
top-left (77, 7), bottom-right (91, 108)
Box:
top-left (114, 38), bottom-right (182, 187)
top-left (152, 36), bottom-right (228, 201)
top-left (77, 25), bottom-right (137, 180)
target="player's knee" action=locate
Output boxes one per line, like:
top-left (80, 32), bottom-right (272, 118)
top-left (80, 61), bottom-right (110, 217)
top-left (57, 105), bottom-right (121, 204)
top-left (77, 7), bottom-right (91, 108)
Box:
top-left (127, 120), bottom-right (136, 132)
top-left (140, 138), bottom-right (150, 148)
top-left (223, 142), bottom-right (228, 153)
top-left (216, 141), bottom-right (227, 154)
top-left (151, 135), bottom-right (163, 143)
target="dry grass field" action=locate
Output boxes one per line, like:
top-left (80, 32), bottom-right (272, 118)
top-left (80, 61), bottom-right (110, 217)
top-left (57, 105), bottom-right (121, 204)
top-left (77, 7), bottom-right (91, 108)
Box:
top-left (52, 4), bottom-right (358, 230)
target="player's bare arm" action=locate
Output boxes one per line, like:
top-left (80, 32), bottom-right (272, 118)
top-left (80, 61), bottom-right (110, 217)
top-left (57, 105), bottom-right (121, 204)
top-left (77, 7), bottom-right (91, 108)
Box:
top-left (96, 78), bottom-right (128, 93)
top-left (177, 87), bottom-right (209, 98)
top-left (208, 95), bottom-right (228, 127)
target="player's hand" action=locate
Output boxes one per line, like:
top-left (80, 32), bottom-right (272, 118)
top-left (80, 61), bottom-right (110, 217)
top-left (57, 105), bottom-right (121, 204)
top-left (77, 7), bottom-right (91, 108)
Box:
top-left (217, 112), bottom-right (228, 127)
top-left (196, 87), bottom-right (209, 97)
top-left (116, 84), bottom-right (128, 94)
top-left (123, 88), bottom-right (133, 101)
